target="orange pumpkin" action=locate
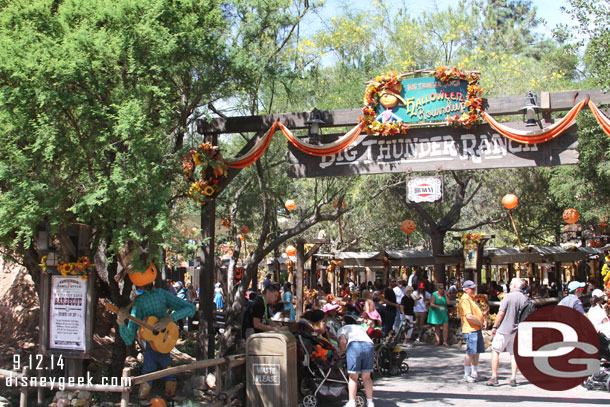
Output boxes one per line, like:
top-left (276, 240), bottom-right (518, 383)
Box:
top-left (563, 208), bottom-right (580, 224)
top-left (128, 263), bottom-right (157, 287)
top-left (285, 199), bottom-right (296, 211)
top-left (502, 194), bottom-right (518, 210)
top-left (240, 225), bottom-right (250, 235)
top-left (150, 398), bottom-right (166, 407)
top-left (286, 245), bottom-right (297, 257)
top-left (401, 220), bottom-right (416, 234)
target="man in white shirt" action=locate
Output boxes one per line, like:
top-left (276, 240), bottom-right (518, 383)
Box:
top-left (588, 289), bottom-right (610, 337)
top-left (338, 321), bottom-right (375, 407)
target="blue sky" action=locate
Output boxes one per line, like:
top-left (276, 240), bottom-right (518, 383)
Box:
top-left (309, 0), bottom-right (575, 33)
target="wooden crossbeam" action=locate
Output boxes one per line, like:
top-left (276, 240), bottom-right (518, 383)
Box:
top-left (197, 89), bottom-right (610, 134)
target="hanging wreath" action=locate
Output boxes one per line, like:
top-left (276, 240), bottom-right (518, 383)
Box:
top-left (182, 142), bottom-right (228, 205)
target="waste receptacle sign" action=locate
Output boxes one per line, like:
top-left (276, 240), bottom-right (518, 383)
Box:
top-left (252, 364), bottom-right (280, 386)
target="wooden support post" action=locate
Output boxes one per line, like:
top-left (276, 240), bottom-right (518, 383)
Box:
top-left (296, 239), bottom-right (305, 319)
top-left (199, 133), bottom-right (218, 361)
top-left (120, 367), bottom-right (130, 407)
top-left (310, 255), bottom-right (317, 291)
top-left (20, 367), bottom-right (28, 407)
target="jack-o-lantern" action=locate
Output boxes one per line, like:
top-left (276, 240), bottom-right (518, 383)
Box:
top-left (502, 194), bottom-right (519, 210)
top-left (563, 208), bottom-right (580, 224)
top-left (128, 263), bottom-right (157, 287)
top-left (286, 245), bottom-right (297, 257)
top-left (401, 220), bottom-right (416, 234)
top-left (285, 199), bottom-right (296, 211)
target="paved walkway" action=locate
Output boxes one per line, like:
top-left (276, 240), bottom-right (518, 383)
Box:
top-left (330, 342), bottom-right (610, 406)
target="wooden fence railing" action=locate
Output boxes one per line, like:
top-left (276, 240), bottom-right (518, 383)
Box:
top-left (0, 354), bottom-right (246, 407)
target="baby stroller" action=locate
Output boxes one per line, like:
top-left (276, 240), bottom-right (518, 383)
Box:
top-left (583, 332), bottom-right (610, 392)
top-left (373, 318), bottom-right (411, 376)
top-left (294, 321), bottom-right (367, 407)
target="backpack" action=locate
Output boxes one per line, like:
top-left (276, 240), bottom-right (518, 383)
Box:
top-left (518, 297), bottom-right (536, 323)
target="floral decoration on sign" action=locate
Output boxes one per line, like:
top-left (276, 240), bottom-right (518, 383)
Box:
top-left (182, 142), bottom-right (228, 205)
top-left (57, 257), bottom-right (91, 279)
top-left (360, 72), bottom-right (411, 136)
top-left (435, 67), bottom-right (483, 129)
top-left (461, 232), bottom-right (484, 244)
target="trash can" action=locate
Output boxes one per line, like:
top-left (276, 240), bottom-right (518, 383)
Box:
top-left (246, 332), bottom-right (297, 407)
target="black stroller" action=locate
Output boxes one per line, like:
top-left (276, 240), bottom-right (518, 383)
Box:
top-left (294, 321), bottom-right (367, 407)
top-left (373, 318), bottom-right (411, 376)
top-left (583, 332), bottom-right (610, 392)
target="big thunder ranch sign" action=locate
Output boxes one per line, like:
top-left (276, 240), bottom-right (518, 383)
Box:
top-left (287, 68), bottom-right (584, 178)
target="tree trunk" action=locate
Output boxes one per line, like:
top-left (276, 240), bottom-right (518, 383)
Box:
top-left (430, 229), bottom-right (446, 284)
top-left (198, 199), bottom-right (216, 360)
top-left (107, 256), bottom-right (134, 379)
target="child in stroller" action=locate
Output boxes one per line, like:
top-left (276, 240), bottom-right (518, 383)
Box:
top-left (296, 311), bottom-right (368, 407)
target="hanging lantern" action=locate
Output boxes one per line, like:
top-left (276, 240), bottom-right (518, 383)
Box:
top-left (502, 194), bottom-right (519, 210)
top-left (285, 199), bottom-right (296, 211)
top-left (563, 208), bottom-right (580, 224)
top-left (286, 245), bottom-right (297, 257)
top-left (333, 199), bottom-right (347, 209)
top-left (401, 220), bottom-right (416, 234)
top-left (240, 225), bottom-right (250, 235)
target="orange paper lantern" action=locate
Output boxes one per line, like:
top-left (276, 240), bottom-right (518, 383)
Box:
top-left (401, 220), bottom-right (416, 234)
top-left (285, 199), bottom-right (296, 211)
top-left (128, 263), bottom-right (157, 287)
top-left (563, 208), bottom-right (580, 224)
top-left (502, 194), bottom-right (519, 210)
top-left (240, 225), bottom-right (250, 235)
top-left (286, 245), bottom-right (297, 257)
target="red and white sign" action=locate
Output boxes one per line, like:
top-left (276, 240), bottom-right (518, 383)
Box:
top-left (407, 177), bottom-right (442, 203)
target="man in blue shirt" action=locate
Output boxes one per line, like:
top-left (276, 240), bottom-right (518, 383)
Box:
top-left (558, 280), bottom-right (586, 314)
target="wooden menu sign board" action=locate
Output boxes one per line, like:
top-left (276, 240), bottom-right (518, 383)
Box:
top-left (287, 123), bottom-right (578, 178)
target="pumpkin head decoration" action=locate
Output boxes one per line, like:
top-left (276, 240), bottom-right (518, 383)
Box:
top-left (128, 262), bottom-right (158, 287)
top-left (563, 208), bottom-right (580, 224)
top-left (502, 194), bottom-right (519, 210)
top-left (401, 220), bottom-right (416, 234)
top-left (150, 398), bottom-right (166, 407)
